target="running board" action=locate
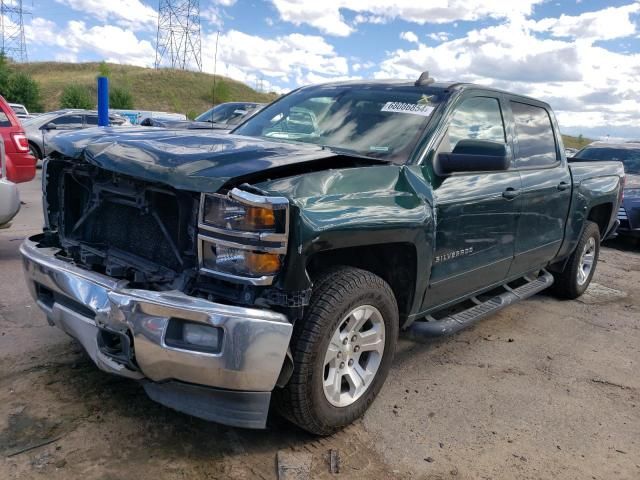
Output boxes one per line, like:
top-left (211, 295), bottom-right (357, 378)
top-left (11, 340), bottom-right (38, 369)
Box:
top-left (405, 270), bottom-right (554, 339)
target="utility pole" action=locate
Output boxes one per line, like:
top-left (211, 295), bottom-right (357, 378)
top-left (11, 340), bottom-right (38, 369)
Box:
top-left (0, 0), bottom-right (29, 62)
top-left (212, 30), bottom-right (219, 106)
top-left (155, 0), bottom-right (202, 71)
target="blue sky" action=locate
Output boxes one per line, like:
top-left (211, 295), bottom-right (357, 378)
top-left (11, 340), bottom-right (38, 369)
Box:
top-left (18, 0), bottom-right (640, 138)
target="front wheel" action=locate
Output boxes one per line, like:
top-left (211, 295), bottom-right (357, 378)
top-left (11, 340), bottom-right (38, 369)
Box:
top-left (276, 267), bottom-right (398, 435)
top-left (552, 220), bottom-right (600, 299)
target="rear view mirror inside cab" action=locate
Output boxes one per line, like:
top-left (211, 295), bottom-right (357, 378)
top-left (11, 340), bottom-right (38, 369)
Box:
top-left (436, 139), bottom-right (509, 175)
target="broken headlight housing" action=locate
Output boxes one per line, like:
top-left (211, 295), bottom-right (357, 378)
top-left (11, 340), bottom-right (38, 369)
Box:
top-left (198, 188), bottom-right (289, 285)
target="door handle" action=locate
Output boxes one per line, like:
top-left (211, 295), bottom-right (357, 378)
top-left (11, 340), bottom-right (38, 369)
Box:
top-left (557, 181), bottom-right (570, 191)
top-left (502, 187), bottom-right (520, 200)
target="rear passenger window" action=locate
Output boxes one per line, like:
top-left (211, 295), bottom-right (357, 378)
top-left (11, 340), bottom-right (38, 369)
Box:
top-left (511, 102), bottom-right (558, 167)
top-left (0, 111), bottom-right (11, 127)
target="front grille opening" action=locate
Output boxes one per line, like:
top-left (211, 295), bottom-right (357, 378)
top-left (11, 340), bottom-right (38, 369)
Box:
top-left (56, 165), bottom-right (198, 284)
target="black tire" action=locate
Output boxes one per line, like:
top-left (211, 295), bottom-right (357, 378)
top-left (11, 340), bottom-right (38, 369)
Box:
top-left (551, 221), bottom-right (600, 299)
top-left (275, 266), bottom-right (399, 435)
top-left (28, 143), bottom-right (41, 160)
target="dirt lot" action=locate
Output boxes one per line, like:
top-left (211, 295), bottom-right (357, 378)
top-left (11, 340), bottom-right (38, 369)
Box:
top-left (1, 175), bottom-right (639, 480)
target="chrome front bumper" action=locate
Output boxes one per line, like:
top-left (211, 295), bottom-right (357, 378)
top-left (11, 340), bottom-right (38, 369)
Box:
top-left (20, 235), bottom-right (293, 427)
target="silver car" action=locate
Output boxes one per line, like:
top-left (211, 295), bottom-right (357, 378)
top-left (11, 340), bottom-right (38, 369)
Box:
top-left (8, 103), bottom-right (31, 119)
top-left (23, 110), bottom-right (129, 160)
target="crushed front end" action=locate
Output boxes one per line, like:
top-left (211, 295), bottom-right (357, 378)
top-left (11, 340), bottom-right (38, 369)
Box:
top-left (21, 158), bottom-right (295, 428)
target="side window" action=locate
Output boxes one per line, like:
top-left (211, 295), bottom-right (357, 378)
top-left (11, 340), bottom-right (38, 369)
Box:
top-left (511, 102), bottom-right (558, 168)
top-left (0, 111), bottom-right (12, 127)
top-left (85, 115), bottom-right (99, 126)
top-left (51, 114), bottom-right (83, 128)
top-left (441, 96), bottom-right (506, 153)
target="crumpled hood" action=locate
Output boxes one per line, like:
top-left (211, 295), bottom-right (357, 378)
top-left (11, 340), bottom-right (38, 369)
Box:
top-left (47, 126), bottom-right (344, 192)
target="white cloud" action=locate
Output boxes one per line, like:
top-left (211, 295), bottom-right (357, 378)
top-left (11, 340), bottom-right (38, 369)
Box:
top-left (271, 0), bottom-right (545, 36)
top-left (27, 18), bottom-right (155, 66)
top-left (400, 31), bottom-right (419, 43)
top-left (530, 3), bottom-right (640, 40)
top-left (201, 30), bottom-right (349, 88)
top-left (374, 12), bottom-right (640, 137)
top-left (55, 0), bottom-right (157, 29)
top-left (427, 31), bottom-right (450, 42)
top-left (201, 6), bottom-right (224, 27)
top-left (352, 61), bottom-right (375, 72)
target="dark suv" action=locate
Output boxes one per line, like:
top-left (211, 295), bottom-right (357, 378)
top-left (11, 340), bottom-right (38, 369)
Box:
top-left (572, 142), bottom-right (640, 238)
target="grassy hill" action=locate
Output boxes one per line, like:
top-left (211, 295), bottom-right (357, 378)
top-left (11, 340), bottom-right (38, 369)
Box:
top-left (13, 62), bottom-right (277, 117)
top-left (561, 134), bottom-right (593, 150)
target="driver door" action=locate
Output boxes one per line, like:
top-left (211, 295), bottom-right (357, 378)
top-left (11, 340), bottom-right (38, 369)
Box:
top-left (422, 95), bottom-right (522, 309)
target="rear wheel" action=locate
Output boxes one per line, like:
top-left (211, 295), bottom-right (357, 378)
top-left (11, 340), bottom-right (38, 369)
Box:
top-left (552, 221), bottom-right (600, 299)
top-left (28, 143), bottom-right (41, 160)
top-left (276, 267), bottom-right (398, 435)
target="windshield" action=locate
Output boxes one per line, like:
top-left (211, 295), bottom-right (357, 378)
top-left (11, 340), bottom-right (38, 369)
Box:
top-left (234, 85), bottom-right (445, 163)
top-left (574, 146), bottom-right (640, 174)
top-left (195, 103), bottom-right (253, 123)
top-left (11, 105), bottom-right (26, 115)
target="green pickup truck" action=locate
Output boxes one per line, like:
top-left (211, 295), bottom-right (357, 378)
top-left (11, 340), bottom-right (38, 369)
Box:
top-left (21, 74), bottom-right (624, 435)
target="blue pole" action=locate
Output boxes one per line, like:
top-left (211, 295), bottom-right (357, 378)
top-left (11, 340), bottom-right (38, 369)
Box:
top-left (97, 76), bottom-right (109, 126)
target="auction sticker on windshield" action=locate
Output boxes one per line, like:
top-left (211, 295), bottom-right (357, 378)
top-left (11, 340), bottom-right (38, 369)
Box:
top-left (381, 102), bottom-right (435, 117)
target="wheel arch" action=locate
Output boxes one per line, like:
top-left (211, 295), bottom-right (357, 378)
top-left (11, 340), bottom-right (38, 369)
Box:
top-left (587, 202), bottom-right (613, 238)
top-left (306, 242), bottom-right (418, 322)
top-left (28, 140), bottom-right (42, 159)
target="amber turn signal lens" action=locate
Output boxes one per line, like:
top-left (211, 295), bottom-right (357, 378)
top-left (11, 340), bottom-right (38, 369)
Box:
top-left (246, 206), bottom-right (276, 230)
top-left (245, 251), bottom-right (281, 275)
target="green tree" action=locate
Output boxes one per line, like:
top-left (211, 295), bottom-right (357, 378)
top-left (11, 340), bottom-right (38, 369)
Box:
top-left (109, 86), bottom-right (134, 109)
top-left (8, 72), bottom-right (43, 112)
top-left (0, 52), bottom-right (12, 98)
top-left (60, 84), bottom-right (94, 109)
top-left (98, 61), bottom-right (111, 78)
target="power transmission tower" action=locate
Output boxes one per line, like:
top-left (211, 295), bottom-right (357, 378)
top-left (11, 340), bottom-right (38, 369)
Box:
top-left (155, 0), bottom-right (202, 71)
top-left (0, 0), bottom-right (29, 62)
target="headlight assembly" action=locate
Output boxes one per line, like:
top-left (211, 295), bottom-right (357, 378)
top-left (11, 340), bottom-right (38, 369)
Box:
top-left (198, 188), bottom-right (289, 285)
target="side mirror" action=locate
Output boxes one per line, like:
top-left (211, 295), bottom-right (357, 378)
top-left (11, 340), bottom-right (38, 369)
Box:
top-left (42, 123), bottom-right (57, 131)
top-left (437, 139), bottom-right (509, 174)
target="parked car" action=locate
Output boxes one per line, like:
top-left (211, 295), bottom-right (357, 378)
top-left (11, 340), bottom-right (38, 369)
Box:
top-left (0, 95), bottom-right (36, 183)
top-left (112, 109), bottom-right (186, 126)
top-left (21, 76), bottom-right (624, 435)
top-left (23, 110), bottom-right (129, 160)
top-left (571, 142), bottom-right (640, 238)
top-left (564, 147), bottom-right (578, 157)
top-left (9, 103), bottom-right (30, 119)
top-left (0, 136), bottom-right (20, 228)
top-left (140, 102), bottom-right (265, 132)
top-left (195, 102), bottom-right (264, 124)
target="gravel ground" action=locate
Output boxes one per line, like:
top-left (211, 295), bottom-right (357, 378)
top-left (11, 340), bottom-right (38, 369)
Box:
top-left (1, 174), bottom-right (638, 479)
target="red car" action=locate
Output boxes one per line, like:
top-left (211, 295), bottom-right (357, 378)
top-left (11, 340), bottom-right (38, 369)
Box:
top-left (0, 95), bottom-right (35, 183)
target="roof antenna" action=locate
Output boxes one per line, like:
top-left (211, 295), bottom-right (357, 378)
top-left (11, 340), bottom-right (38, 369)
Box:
top-left (415, 71), bottom-right (435, 86)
